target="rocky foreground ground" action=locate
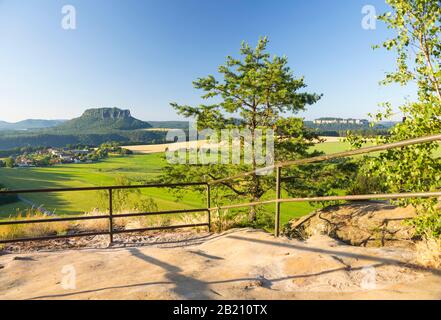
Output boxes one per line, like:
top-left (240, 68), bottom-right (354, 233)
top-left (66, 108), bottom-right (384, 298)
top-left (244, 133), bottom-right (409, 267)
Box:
top-left (1, 228), bottom-right (440, 300)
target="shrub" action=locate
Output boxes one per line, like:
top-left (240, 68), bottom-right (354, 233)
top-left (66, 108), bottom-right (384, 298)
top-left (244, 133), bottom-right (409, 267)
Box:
top-left (0, 209), bottom-right (70, 241)
top-left (348, 172), bottom-right (387, 196)
top-left (0, 184), bottom-right (18, 205)
top-left (4, 157), bottom-right (14, 168)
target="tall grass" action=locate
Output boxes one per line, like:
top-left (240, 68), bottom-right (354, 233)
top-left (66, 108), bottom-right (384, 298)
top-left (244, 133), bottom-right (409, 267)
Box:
top-left (0, 209), bottom-right (70, 240)
top-left (415, 236), bottom-right (441, 269)
top-left (0, 208), bottom-right (211, 243)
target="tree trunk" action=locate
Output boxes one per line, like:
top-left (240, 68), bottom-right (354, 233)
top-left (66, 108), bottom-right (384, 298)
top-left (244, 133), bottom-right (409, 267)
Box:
top-left (248, 207), bottom-right (257, 223)
top-left (248, 118), bottom-right (259, 224)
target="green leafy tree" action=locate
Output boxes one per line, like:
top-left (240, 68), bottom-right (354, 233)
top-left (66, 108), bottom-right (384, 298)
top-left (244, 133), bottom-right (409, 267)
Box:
top-left (352, 0), bottom-right (441, 237)
top-left (162, 37), bottom-right (345, 224)
top-left (4, 157), bottom-right (14, 168)
top-left (99, 175), bottom-right (158, 213)
top-left (0, 183), bottom-right (18, 205)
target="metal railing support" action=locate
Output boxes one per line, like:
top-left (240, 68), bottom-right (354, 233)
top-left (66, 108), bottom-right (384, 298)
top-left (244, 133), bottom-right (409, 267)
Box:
top-left (274, 166), bottom-right (282, 237)
top-left (206, 184), bottom-right (211, 232)
top-left (108, 188), bottom-right (114, 244)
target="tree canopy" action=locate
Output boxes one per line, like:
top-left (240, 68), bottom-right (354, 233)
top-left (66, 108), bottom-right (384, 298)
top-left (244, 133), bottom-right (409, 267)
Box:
top-left (163, 37), bottom-right (354, 224)
top-left (350, 0), bottom-right (441, 237)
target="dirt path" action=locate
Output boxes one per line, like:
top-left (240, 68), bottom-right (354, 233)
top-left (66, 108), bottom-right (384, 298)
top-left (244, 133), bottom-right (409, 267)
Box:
top-left (122, 140), bottom-right (209, 154)
top-left (17, 196), bottom-right (54, 216)
top-left (123, 137), bottom-right (344, 154)
top-left (1, 229), bottom-right (440, 300)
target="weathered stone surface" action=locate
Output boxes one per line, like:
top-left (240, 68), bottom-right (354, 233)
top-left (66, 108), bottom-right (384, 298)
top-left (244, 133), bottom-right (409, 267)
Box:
top-left (283, 201), bottom-right (417, 247)
top-left (2, 229), bottom-right (437, 300)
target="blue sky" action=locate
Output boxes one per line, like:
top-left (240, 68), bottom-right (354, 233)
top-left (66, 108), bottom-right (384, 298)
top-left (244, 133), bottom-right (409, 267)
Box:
top-left (0, 0), bottom-right (414, 122)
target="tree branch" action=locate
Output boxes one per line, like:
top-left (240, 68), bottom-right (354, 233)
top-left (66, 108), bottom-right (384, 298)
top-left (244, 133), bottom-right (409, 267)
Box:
top-left (206, 173), bottom-right (248, 196)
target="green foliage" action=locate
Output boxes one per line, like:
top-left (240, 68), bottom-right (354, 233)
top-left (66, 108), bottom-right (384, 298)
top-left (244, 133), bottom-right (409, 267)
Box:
top-left (304, 121), bottom-right (390, 137)
top-left (0, 184), bottom-right (18, 205)
top-left (0, 130), bottom-right (168, 150)
top-left (348, 168), bottom-right (388, 195)
top-left (99, 175), bottom-right (159, 213)
top-left (409, 202), bottom-right (441, 237)
top-left (352, 0), bottom-right (441, 237)
top-left (147, 121), bottom-right (190, 130)
top-left (171, 37), bottom-right (321, 131)
top-left (4, 157), bottom-right (14, 168)
top-left (162, 37), bottom-right (361, 224)
top-left (98, 142), bottom-right (133, 155)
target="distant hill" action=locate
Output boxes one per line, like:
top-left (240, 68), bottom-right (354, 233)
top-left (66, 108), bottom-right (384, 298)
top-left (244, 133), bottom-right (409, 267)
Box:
top-left (0, 121), bottom-right (9, 129)
top-left (0, 119), bottom-right (66, 131)
top-left (55, 108), bottom-right (152, 132)
top-left (0, 108), bottom-right (162, 150)
top-left (147, 121), bottom-right (190, 130)
top-left (379, 121), bottom-right (399, 128)
top-left (304, 120), bottom-right (390, 137)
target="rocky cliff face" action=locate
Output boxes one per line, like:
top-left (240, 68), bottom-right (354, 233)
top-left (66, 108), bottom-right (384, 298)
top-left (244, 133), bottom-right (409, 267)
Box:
top-left (56, 107), bottom-right (152, 131)
top-left (283, 201), bottom-right (417, 248)
top-left (82, 108), bottom-right (132, 120)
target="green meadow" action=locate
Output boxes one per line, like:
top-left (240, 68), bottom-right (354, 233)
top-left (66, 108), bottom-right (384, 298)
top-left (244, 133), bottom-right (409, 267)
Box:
top-left (0, 153), bottom-right (205, 217)
top-left (0, 140), bottom-right (439, 226)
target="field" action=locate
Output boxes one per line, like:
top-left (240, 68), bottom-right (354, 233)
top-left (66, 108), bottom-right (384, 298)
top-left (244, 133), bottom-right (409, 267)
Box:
top-left (0, 140), bottom-right (438, 227)
top-left (0, 153), bottom-right (206, 217)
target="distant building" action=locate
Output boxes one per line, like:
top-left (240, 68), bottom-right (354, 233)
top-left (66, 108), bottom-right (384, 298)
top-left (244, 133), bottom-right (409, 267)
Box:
top-left (313, 117), bottom-right (369, 125)
top-left (49, 149), bottom-right (62, 156)
top-left (71, 150), bottom-right (89, 155)
top-left (59, 154), bottom-right (73, 162)
top-left (16, 158), bottom-right (34, 167)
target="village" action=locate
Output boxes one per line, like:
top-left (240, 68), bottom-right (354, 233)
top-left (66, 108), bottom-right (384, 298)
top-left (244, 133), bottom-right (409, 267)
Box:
top-left (1, 143), bottom-right (132, 168)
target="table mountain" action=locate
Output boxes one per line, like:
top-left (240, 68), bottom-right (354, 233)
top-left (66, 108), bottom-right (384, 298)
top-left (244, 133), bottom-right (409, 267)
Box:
top-left (56, 107), bottom-right (152, 131)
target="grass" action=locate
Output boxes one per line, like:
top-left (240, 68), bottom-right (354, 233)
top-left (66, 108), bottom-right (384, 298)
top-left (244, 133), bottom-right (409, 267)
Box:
top-left (0, 153), bottom-right (205, 218)
top-left (316, 140), bottom-right (441, 157)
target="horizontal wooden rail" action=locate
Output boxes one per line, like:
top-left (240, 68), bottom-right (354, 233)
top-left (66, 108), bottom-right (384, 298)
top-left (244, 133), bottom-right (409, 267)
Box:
top-left (112, 223), bottom-right (210, 235)
top-left (0, 231), bottom-right (111, 244)
top-left (0, 208), bottom-right (209, 226)
top-left (0, 182), bottom-right (208, 195)
top-left (278, 191), bottom-right (441, 203)
top-left (112, 208), bottom-right (209, 218)
top-left (208, 191), bottom-right (441, 211)
top-left (0, 222), bottom-right (209, 244)
top-left (209, 134), bottom-right (441, 185)
top-left (0, 214), bottom-right (109, 226)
